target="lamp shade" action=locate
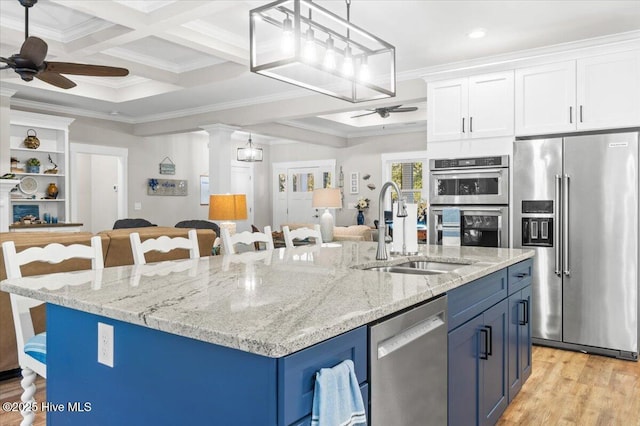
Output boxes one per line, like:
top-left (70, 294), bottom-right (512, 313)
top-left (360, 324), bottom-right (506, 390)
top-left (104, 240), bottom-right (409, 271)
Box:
top-left (312, 188), bottom-right (342, 209)
top-left (208, 194), bottom-right (248, 220)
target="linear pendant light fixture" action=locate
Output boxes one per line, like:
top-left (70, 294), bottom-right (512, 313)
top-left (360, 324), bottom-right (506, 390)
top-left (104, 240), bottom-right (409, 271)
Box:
top-left (250, 0), bottom-right (396, 103)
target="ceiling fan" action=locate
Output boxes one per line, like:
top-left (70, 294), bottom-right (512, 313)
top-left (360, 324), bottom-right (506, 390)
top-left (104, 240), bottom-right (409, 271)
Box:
top-left (0, 0), bottom-right (129, 89)
top-left (351, 105), bottom-right (419, 119)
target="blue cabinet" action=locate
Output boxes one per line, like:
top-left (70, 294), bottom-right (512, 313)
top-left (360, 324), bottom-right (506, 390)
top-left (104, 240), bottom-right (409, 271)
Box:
top-left (448, 298), bottom-right (508, 426)
top-left (507, 260), bottom-right (533, 402)
top-left (448, 259), bottom-right (532, 426)
top-left (46, 303), bottom-right (368, 426)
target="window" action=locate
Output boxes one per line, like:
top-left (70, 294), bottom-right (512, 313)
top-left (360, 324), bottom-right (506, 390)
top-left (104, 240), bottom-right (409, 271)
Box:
top-left (391, 161), bottom-right (423, 202)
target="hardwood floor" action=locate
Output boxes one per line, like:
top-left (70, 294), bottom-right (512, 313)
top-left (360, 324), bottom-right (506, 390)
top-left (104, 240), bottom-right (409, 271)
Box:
top-left (0, 346), bottom-right (638, 425)
top-left (0, 375), bottom-right (46, 426)
top-left (498, 346), bottom-right (640, 426)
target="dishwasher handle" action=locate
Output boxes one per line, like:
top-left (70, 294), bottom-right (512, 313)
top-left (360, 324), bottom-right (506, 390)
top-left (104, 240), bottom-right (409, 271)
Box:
top-left (377, 313), bottom-right (445, 359)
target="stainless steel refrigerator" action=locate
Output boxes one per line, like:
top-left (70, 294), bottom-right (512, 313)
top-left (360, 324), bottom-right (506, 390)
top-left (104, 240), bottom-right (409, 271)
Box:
top-left (514, 129), bottom-right (639, 360)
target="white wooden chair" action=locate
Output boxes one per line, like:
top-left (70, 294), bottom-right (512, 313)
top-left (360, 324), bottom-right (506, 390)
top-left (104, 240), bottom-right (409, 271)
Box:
top-left (129, 229), bottom-right (200, 265)
top-left (1, 236), bottom-right (104, 426)
top-left (220, 226), bottom-right (274, 254)
top-left (282, 225), bottom-right (323, 248)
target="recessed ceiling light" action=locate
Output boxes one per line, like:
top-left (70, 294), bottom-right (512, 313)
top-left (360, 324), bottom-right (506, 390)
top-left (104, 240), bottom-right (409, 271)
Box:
top-left (109, 110), bottom-right (120, 116)
top-left (468, 28), bottom-right (487, 39)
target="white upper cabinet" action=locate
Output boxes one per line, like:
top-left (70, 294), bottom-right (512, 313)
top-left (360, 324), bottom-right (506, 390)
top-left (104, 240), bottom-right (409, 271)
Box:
top-left (577, 50), bottom-right (640, 130)
top-left (515, 61), bottom-right (576, 135)
top-left (428, 71), bottom-right (514, 142)
top-left (427, 78), bottom-right (468, 141)
top-left (468, 72), bottom-right (515, 138)
top-left (515, 50), bottom-right (640, 136)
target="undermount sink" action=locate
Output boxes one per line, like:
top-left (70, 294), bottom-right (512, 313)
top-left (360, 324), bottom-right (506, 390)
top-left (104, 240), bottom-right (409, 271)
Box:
top-left (364, 260), bottom-right (468, 275)
top-left (396, 261), bottom-right (467, 272)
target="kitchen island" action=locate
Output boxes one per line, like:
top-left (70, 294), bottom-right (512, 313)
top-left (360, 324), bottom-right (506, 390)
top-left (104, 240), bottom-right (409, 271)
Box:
top-left (1, 242), bottom-right (533, 425)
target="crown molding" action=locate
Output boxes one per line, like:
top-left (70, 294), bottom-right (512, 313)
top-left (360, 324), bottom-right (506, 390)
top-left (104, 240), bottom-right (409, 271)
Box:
top-left (9, 98), bottom-right (136, 124)
top-left (420, 30), bottom-right (640, 81)
top-left (0, 87), bottom-right (17, 98)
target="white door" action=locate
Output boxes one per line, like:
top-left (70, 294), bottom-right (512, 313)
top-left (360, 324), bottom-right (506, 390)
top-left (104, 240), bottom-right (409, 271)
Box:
top-left (288, 167), bottom-right (320, 224)
top-left (468, 71), bottom-right (514, 138)
top-left (427, 78), bottom-right (467, 141)
top-left (230, 163), bottom-right (253, 233)
top-left (577, 50), bottom-right (640, 130)
top-left (515, 61), bottom-right (576, 136)
top-left (272, 160), bottom-right (336, 229)
top-left (71, 143), bottom-right (127, 233)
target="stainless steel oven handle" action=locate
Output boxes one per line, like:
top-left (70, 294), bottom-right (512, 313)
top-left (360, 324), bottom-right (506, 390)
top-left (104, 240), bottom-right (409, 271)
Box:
top-left (563, 175), bottom-right (570, 276)
top-left (430, 168), bottom-right (506, 175)
top-left (431, 207), bottom-right (506, 213)
top-left (555, 175), bottom-right (562, 276)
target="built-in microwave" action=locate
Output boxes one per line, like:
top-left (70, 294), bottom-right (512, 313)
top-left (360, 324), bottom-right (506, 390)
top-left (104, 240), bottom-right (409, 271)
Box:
top-left (429, 206), bottom-right (509, 248)
top-left (429, 155), bottom-right (509, 205)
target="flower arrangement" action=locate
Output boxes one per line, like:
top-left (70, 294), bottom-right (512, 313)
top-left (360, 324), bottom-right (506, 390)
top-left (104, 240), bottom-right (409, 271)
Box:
top-left (417, 199), bottom-right (428, 223)
top-left (356, 197), bottom-right (370, 212)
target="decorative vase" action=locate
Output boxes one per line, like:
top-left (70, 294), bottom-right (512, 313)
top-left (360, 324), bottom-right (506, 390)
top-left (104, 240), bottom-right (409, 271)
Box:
top-left (357, 210), bottom-right (365, 225)
top-left (25, 165), bottom-right (40, 174)
top-left (46, 182), bottom-right (59, 199)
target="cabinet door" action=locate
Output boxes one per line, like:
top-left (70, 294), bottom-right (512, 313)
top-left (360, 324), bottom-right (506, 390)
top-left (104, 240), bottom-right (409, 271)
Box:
top-left (427, 78), bottom-right (468, 141)
top-left (468, 71), bottom-right (514, 138)
top-left (577, 50), bottom-right (640, 130)
top-left (448, 314), bottom-right (483, 426)
top-left (507, 291), bottom-right (523, 401)
top-left (515, 61), bottom-right (576, 135)
top-left (519, 285), bottom-right (532, 385)
top-left (479, 299), bottom-right (508, 426)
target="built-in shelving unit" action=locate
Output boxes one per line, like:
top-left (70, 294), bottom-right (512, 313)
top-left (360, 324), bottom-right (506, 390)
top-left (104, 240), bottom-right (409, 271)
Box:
top-left (9, 111), bottom-right (75, 226)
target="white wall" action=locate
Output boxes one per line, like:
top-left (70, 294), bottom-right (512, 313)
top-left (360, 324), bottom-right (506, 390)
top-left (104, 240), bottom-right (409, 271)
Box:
top-left (69, 117), bottom-right (209, 228)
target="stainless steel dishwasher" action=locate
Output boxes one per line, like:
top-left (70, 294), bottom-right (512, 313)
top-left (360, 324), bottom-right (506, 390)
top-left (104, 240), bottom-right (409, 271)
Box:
top-left (370, 295), bottom-right (447, 425)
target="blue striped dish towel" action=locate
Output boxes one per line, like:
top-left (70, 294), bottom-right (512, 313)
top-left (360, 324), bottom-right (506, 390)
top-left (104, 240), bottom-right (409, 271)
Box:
top-left (442, 207), bottom-right (461, 246)
top-left (311, 359), bottom-right (366, 426)
top-left (442, 207), bottom-right (461, 227)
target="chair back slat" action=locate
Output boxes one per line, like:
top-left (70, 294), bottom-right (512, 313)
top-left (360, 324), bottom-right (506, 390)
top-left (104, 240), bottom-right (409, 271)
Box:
top-left (283, 225), bottom-right (323, 248)
top-left (130, 229), bottom-right (200, 265)
top-left (221, 226), bottom-right (274, 254)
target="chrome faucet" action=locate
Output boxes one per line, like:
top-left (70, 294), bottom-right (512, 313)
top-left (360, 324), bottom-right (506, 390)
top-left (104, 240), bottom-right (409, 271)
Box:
top-left (376, 181), bottom-right (408, 260)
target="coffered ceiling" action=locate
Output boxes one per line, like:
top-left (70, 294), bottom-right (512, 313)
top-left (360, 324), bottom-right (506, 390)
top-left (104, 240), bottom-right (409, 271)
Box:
top-left (1, 0), bottom-right (639, 141)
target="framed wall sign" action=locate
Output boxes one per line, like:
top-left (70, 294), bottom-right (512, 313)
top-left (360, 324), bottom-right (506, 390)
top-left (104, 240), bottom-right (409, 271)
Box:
top-left (350, 172), bottom-right (359, 194)
top-left (147, 178), bottom-right (187, 196)
top-left (200, 175), bottom-right (209, 205)
top-left (159, 157), bottom-right (176, 175)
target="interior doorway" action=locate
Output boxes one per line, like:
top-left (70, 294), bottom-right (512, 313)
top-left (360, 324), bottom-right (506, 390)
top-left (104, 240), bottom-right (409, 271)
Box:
top-left (70, 143), bottom-right (127, 233)
top-left (230, 162), bottom-right (254, 233)
top-left (272, 160), bottom-right (336, 229)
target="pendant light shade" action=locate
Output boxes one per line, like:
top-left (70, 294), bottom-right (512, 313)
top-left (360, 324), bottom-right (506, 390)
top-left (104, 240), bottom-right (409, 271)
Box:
top-left (237, 134), bottom-right (263, 162)
top-left (250, 0), bottom-right (396, 103)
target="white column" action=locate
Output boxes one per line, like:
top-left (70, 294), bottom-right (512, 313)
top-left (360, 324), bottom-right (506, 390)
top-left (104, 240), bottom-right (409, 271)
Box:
top-left (0, 180), bottom-right (20, 232)
top-left (200, 124), bottom-right (239, 194)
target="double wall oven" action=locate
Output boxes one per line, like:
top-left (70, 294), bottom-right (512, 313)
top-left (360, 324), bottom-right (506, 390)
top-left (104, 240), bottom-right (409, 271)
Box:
top-left (428, 155), bottom-right (509, 248)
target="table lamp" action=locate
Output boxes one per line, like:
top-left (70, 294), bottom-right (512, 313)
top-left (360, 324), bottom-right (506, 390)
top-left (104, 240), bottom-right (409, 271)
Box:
top-left (208, 194), bottom-right (247, 235)
top-left (312, 188), bottom-right (342, 242)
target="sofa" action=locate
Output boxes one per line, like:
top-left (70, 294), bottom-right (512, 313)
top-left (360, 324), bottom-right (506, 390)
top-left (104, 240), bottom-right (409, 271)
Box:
top-left (0, 226), bottom-right (216, 374)
top-left (281, 224), bottom-right (373, 242)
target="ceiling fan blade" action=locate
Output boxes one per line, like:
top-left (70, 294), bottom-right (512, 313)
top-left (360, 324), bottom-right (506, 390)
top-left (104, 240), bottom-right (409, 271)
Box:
top-left (20, 36), bottom-right (47, 67)
top-left (384, 105), bottom-right (403, 111)
top-left (36, 71), bottom-right (76, 89)
top-left (351, 111), bottom-right (377, 118)
top-left (45, 62), bottom-right (129, 77)
top-left (390, 107), bottom-right (419, 113)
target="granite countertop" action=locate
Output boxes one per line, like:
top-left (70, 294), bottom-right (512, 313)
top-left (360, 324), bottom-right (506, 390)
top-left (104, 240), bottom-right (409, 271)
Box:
top-left (1, 242), bottom-right (533, 358)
